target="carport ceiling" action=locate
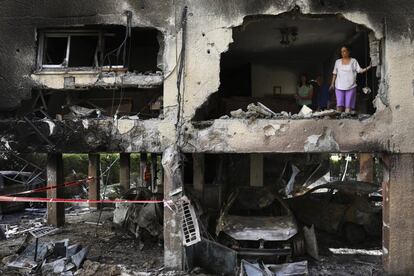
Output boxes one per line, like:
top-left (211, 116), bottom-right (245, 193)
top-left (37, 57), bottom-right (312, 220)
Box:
top-left (230, 14), bottom-right (360, 62)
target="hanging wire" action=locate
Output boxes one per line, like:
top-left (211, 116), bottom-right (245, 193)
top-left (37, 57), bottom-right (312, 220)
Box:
top-left (341, 155), bottom-right (350, 181)
top-left (362, 32), bottom-right (372, 94)
top-left (175, 6), bottom-right (188, 146)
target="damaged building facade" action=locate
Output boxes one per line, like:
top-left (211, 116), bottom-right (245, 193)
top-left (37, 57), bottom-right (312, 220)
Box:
top-left (1, 0), bottom-right (414, 274)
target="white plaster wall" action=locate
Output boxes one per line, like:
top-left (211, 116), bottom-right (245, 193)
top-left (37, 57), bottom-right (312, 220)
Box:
top-left (251, 64), bottom-right (298, 97)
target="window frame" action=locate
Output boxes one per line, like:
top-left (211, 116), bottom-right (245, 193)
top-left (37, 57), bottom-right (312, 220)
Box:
top-left (37, 29), bottom-right (124, 71)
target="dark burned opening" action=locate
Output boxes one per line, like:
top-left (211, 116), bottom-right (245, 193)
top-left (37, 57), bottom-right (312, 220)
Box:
top-left (194, 13), bottom-right (380, 120)
top-left (43, 37), bottom-right (67, 65)
top-left (68, 36), bottom-right (99, 67)
top-left (38, 26), bottom-right (162, 73)
top-left (21, 87), bottom-right (163, 119)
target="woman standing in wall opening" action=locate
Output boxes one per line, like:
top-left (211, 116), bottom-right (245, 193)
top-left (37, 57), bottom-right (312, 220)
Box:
top-left (296, 73), bottom-right (313, 107)
top-left (330, 45), bottom-right (372, 113)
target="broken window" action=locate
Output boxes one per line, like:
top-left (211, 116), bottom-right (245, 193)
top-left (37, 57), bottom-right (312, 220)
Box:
top-left (194, 13), bottom-right (380, 120)
top-left (38, 31), bottom-right (100, 69)
top-left (43, 37), bottom-right (68, 66)
top-left (68, 36), bottom-right (99, 67)
top-left (37, 27), bottom-right (161, 72)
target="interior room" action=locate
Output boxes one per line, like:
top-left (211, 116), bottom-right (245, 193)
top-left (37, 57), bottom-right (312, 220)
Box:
top-left (194, 13), bottom-right (378, 120)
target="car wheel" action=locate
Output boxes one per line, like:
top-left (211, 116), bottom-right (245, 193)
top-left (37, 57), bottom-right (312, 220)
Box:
top-left (344, 223), bottom-right (366, 244)
top-left (292, 233), bottom-right (305, 257)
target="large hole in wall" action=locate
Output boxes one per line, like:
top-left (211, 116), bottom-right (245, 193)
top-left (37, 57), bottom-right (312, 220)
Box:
top-left (185, 153), bottom-right (383, 268)
top-left (194, 13), bottom-right (381, 121)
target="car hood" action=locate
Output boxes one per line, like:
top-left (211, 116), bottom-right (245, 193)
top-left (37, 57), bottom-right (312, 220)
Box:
top-left (219, 215), bottom-right (298, 241)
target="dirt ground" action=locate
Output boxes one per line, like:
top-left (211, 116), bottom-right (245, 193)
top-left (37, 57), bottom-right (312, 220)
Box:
top-left (0, 207), bottom-right (383, 275)
top-left (308, 231), bottom-right (383, 276)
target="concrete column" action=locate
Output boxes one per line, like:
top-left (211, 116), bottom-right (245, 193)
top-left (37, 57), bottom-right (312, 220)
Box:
top-left (88, 153), bottom-right (100, 209)
top-left (250, 153), bottom-right (263, 187)
top-left (193, 153), bottom-right (205, 195)
top-left (151, 153), bottom-right (157, 192)
top-left (162, 146), bottom-right (183, 269)
top-left (47, 153), bottom-right (64, 227)
top-left (140, 153), bottom-right (148, 186)
top-left (383, 154), bottom-right (414, 274)
top-left (359, 153), bottom-right (374, 182)
top-left (119, 153), bottom-right (130, 194)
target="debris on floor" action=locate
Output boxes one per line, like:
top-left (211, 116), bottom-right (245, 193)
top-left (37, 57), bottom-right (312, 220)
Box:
top-left (0, 207), bottom-right (165, 275)
top-left (68, 105), bottom-right (102, 119)
top-left (240, 259), bottom-right (308, 276)
top-left (223, 103), bottom-right (371, 120)
top-left (1, 210), bottom-right (47, 239)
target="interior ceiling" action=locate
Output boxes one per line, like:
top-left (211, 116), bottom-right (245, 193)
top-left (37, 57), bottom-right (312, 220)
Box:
top-left (229, 15), bottom-right (359, 62)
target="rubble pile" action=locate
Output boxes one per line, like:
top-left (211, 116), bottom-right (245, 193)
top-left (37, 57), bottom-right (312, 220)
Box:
top-left (0, 208), bottom-right (48, 239)
top-left (2, 235), bottom-right (91, 275)
top-left (221, 102), bottom-right (371, 120)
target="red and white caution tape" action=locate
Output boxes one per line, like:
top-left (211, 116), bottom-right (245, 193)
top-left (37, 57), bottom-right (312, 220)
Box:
top-left (0, 196), bottom-right (163, 204)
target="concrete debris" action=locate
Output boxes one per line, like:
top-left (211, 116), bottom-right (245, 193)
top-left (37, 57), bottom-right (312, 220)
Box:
top-left (113, 202), bottom-right (130, 225)
top-left (71, 246), bottom-right (89, 268)
top-left (240, 259), bottom-right (308, 276)
top-left (247, 103), bottom-right (275, 118)
top-left (230, 108), bottom-right (245, 118)
top-left (4, 236), bottom-right (90, 274)
top-left (298, 105), bottom-right (313, 118)
top-left (6, 238), bottom-right (50, 270)
top-left (226, 103), bottom-right (371, 120)
top-left (68, 105), bottom-right (102, 119)
top-left (66, 244), bottom-right (82, 258)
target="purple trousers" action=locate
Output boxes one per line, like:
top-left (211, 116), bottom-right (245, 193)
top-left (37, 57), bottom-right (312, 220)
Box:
top-left (336, 87), bottom-right (356, 109)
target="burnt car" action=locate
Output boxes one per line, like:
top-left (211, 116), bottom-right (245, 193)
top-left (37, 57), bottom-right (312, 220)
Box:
top-left (216, 187), bottom-right (304, 262)
top-left (0, 171), bottom-right (45, 213)
top-left (288, 181), bottom-right (382, 244)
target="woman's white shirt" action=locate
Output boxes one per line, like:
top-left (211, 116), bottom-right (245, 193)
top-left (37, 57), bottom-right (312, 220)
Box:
top-left (333, 58), bottom-right (363, 90)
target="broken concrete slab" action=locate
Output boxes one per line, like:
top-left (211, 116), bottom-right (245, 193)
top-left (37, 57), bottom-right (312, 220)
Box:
top-left (298, 105), bottom-right (313, 118)
top-left (230, 108), bottom-right (246, 119)
top-left (66, 244), bottom-right (82, 258)
top-left (42, 257), bottom-right (67, 274)
top-left (71, 246), bottom-right (89, 268)
top-left (113, 202), bottom-right (131, 225)
top-left (7, 239), bottom-right (50, 270)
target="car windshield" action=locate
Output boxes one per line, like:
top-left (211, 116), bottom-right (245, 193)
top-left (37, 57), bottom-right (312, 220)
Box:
top-left (227, 189), bottom-right (288, 217)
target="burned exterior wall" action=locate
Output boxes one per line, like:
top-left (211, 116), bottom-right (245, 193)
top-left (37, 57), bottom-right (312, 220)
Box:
top-left (0, 0), bottom-right (176, 111)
